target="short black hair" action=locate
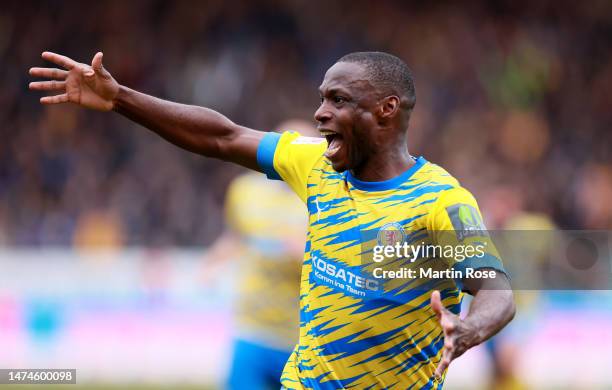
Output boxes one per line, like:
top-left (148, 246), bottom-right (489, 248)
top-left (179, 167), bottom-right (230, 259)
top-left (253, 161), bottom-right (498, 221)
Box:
top-left (338, 51), bottom-right (416, 110)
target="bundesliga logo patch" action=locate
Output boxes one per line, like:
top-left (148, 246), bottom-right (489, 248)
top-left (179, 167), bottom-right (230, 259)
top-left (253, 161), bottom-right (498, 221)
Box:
top-left (446, 204), bottom-right (488, 241)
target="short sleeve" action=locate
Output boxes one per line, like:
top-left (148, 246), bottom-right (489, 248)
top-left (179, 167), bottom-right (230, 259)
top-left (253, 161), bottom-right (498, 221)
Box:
top-left (427, 187), bottom-right (507, 285)
top-left (256, 131), bottom-right (326, 203)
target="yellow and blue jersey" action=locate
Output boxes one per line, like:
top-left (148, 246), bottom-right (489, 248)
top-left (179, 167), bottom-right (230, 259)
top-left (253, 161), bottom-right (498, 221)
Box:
top-left (226, 172), bottom-right (306, 350)
top-left (257, 131), bottom-right (506, 389)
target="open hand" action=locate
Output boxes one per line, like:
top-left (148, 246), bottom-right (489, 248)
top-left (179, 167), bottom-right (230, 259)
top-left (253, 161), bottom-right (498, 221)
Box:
top-left (430, 290), bottom-right (481, 379)
top-left (29, 51), bottom-right (119, 111)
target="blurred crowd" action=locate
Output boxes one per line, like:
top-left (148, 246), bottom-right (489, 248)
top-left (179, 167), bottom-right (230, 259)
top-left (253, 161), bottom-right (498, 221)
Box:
top-left (1, 0), bottom-right (611, 247)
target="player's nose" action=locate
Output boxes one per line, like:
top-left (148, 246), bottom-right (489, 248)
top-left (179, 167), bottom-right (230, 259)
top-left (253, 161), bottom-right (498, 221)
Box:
top-left (314, 104), bottom-right (332, 123)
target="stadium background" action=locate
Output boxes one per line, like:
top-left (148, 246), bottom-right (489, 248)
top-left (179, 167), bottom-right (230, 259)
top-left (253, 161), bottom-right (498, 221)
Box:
top-left (2, 0), bottom-right (612, 389)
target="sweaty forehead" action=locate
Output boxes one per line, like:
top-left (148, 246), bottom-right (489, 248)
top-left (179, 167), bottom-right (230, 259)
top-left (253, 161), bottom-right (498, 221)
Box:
top-left (319, 61), bottom-right (374, 94)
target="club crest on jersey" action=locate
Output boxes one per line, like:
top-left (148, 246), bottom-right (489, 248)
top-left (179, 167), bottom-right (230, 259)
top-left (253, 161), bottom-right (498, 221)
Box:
top-left (446, 204), bottom-right (488, 241)
top-left (376, 222), bottom-right (407, 247)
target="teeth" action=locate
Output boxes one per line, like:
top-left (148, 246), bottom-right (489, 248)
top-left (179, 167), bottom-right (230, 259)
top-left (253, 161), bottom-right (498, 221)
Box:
top-left (319, 129), bottom-right (336, 136)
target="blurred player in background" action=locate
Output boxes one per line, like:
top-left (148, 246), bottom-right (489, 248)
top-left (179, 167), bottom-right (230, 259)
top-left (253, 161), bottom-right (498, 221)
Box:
top-left (485, 212), bottom-right (556, 390)
top-left (29, 50), bottom-right (515, 389)
top-left (204, 120), bottom-right (317, 390)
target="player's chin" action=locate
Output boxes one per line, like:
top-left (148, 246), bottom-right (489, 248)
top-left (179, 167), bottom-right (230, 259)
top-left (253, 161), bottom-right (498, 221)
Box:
top-left (330, 161), bottom-right (347, 172)
top-left (328, 154), bottom-right (349, 173)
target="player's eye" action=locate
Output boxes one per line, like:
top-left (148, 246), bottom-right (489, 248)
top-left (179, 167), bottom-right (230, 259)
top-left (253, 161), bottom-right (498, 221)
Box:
top-left (334, 96), bottom-right (347, 104)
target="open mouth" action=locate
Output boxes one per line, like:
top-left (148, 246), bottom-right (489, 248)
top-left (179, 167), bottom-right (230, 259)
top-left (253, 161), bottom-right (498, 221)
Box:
top-left (319, 129), bottom-right (343, 159)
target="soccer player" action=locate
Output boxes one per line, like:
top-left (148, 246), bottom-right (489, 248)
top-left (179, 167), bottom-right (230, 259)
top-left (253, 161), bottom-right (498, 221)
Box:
top-left (204, 119), bottom-right (316, 390)
top-left (29, 51), bottom-right (515, 389)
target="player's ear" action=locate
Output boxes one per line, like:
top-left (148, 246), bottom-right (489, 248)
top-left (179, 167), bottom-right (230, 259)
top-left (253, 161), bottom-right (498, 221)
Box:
top-left (379, 95), bottom-right (400, 119)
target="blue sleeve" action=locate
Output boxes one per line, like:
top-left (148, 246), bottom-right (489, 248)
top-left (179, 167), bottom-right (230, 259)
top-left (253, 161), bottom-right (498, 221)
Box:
top-left (256, 132), bottom-right (282, 180)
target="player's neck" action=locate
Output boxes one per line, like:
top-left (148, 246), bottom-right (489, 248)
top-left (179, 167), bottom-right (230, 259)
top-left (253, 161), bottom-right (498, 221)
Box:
top-left (350, 147), bottom-right (415, 182)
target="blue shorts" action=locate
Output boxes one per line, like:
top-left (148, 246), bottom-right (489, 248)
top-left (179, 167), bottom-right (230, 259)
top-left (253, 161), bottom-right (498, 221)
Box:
top-left (228, 338), bottom-right (293, 390)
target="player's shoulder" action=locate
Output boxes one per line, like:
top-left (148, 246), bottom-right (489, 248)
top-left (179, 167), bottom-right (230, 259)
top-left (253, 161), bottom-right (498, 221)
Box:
top-left (415, 159), bottom-right (479, 205)
top-left (415, 158), bottom-right (462, 188)
top-left (275, 131), bottom-right (328, 171)
top-left (281, 131), bottom-right (326, 145)
top-left (280, 131), bottom-right (335, 176)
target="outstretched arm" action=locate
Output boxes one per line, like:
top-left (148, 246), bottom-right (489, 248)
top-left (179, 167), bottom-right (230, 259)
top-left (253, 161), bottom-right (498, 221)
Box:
top-left (430, 273), bottom-right (515, 379)
top-left (29, 51), bottom-right (264, 170)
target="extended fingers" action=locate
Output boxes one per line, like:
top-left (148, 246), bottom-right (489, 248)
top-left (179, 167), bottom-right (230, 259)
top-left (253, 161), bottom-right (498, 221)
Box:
top-left (430, 290), bottom-right (444, 318)
top-left (444, 336), bottom-right (455, 352)
top-left (434, 350), bottom-right (452, 379)
top-left (41, 51), bottom-right (77, 70)
top-left (40, 94), bottom-right (69, 104)
top-left (29, 67), bottom-right (68, 80)
top-left (435, 336), bottom-right (456, 378)
top-left (441, 315), bottom-right (456, 333)
top-left (29, 80), bottom-right (66, 91)
top-left (432, 290), bottom-right (458, 335)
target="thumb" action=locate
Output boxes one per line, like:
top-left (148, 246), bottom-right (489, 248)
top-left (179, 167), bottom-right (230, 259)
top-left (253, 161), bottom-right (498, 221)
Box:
top-left (91, 52), bottom-right (105, 74)
top-left (431, 290), bottom-right (445, 319)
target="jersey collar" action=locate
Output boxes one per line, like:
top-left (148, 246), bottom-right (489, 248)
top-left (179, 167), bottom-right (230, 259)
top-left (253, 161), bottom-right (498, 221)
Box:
top-left (345, 156), bottom-right (427, 191)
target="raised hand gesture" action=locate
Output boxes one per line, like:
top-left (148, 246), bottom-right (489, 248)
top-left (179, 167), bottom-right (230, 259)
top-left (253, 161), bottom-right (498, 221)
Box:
top-left (29, 51), bottom-right (119, 111)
